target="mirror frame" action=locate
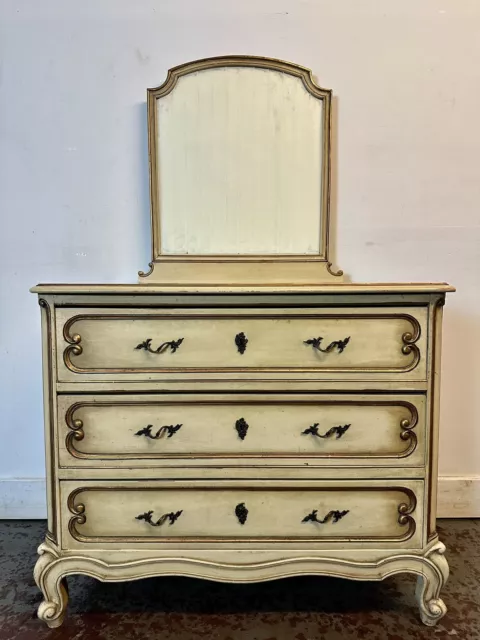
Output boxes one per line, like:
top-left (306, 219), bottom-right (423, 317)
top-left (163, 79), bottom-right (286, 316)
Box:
top-left (140, 55), bottom-right (342, 285)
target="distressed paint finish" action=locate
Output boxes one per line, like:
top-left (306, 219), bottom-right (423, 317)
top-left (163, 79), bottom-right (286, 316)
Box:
top-left (31, 287), bottom-right (451, 627)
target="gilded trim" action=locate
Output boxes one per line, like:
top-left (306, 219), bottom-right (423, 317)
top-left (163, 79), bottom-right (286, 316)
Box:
top-left (63, 330), bottom-right (82, 368)
top-left (38, 299), bottom-right (57, 545)
top-left (326, 262), bottom-right (344, 277)
top-left (149, 56), bottom-right (332, 100)
top-left (67, 485), bottom-right (417, 544)
top-left (142, 55), bottom-right (341, 279)
top-left (61, 312), bottom-right (422, 375)
top-left (64, 399), bottom-right (419, 461)
top-left (68, 500), bottom-right (86, 542)
top-left (150, 255), bottom-right (330, 263)
top-left (138, 262), bottom-right (154, 278)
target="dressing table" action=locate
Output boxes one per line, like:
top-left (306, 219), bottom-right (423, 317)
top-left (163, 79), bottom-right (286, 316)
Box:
top-left (32, 56), bottom-right (453, 627)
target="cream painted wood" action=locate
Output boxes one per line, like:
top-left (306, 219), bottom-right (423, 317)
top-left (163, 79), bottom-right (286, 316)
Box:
top-left (38, 300), bottom-right (57, 542)
top-left (33, 290), bottom-right (451, 628)
top-left (57, 466), bottom-right (426, 481)
top-left (60, 479), bottom-right (423, 549)
top-left (140, 56), bottom-right (339, 285)
top-left (56, 380), bottom-right (430, 394)
top-left (140, 259), bottom-right (345, 286)
top-left (426, 297), bottom-right (444, 540)
top-left (34, 540), bottom-right (449, 629)
top-left (156, 67), bottom-right (323, 256)
top-left (57, 393), bottom-right (426, 468)
top-left (55, 306), bottom-right (427, 382)
top-left (31, 283), bottom-right (456, 295)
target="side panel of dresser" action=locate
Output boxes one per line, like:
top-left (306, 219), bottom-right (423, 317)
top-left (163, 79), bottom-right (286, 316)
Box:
top-left (425, 294), bottom-right (445, 542)
top-left (38, 296), bottom-right (59, 547)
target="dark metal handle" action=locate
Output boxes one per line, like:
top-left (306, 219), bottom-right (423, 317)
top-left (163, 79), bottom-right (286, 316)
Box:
top-left (135, 424), bottom-right (182, 439)
top-left (302, 423), bottom-right (351, 439)
top-left (136, 510), bottom-right (183, 526)
top-left (302, 509), bottom-right (349, 524)
top-left (135, 338), bottom-right (184, 354)
top-left (235, 418), bottom-right (249, 440)
top-left (235, 332), bottom-right (248, 354)
top-left (235, 502), bottom-right (248, 525)
top-left (304, 336), bottom-right (350, 354)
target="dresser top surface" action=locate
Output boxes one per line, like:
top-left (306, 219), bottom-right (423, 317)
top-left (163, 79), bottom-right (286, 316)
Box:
top-left (30, 282), bottom-right (455, 295)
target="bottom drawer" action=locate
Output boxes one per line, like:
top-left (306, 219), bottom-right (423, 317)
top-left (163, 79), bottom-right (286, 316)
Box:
top-left (61, 480), bottom-right (423, 547)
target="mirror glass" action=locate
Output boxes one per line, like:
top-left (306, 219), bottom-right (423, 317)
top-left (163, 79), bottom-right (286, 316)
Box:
top-left (154, 66), bottom-right (325, 256)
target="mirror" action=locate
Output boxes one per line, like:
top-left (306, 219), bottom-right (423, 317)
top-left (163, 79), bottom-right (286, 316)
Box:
top-left (141, 56), bottom-right (341, 284)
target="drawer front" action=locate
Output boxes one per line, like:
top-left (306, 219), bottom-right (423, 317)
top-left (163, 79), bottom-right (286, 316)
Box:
top-left (58, 393), bottom-right (426, 468)
top-left (61, 480), bottom-right (423, 548)
top-left (56, 307), bottom-right (427, 381)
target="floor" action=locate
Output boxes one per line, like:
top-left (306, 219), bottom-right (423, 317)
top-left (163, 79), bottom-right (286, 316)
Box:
top-left (0, 520), bottom-right (479, 640)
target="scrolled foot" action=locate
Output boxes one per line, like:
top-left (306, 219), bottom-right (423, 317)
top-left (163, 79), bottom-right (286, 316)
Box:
top-left (415, 541), bottom-right (449, 626)
top-left (418, 596), bottom-right (447, 626)
top-left (34, 541), bottom-right (69, 628)
top-left (38, 598), bottom-right (66, 628)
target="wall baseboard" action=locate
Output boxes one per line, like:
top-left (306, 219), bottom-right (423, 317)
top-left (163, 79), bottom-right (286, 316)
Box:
top-left (0, 477), bottom-right (479, 519)
top-left (437, 476), bottom-right (480, 518)
top-left (0, 479), bottom-right (47, 519)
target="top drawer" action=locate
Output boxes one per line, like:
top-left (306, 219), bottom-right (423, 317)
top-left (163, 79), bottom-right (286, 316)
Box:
top-left (56, 307), bottom-right (428, 383)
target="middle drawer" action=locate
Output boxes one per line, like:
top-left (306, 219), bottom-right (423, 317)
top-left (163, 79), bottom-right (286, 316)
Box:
top-left (58, 393), bottom-right (426, 468)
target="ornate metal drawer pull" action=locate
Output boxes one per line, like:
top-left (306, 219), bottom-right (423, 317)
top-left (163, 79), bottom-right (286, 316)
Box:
top-left (235, 332), bottom-right (248, 354)
top-left (304, 336), bottom-right (350, 354)
top-left (135, 337), bottom-right (184, 354)
top-left (235, 418), bottom-right (249, 440)
top-left (136, 509), bottom-right (183, 526)
top-left (135, 424), bottom-right (182, 439)
top-left (302, 423), bottom-right (351, 439)
top-left (302, 509), bottom-right (349, 524)
top-left (235, 502), bottom-right (248, 525)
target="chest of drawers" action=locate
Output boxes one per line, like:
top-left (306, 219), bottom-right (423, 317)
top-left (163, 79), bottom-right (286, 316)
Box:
top-left (32, 284), bottom-right (452, 627)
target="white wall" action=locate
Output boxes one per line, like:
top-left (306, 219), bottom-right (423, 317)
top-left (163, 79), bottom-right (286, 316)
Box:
top-left (1, 0), bottom-right (479, 516)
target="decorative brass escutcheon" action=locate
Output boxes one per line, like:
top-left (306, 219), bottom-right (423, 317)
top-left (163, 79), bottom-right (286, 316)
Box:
top-left (235, 332), bottom-right (248, 354)
top-left (235, 502), bottom-right (248, 525)
top-left (235, 418), bottom-right (249, 440)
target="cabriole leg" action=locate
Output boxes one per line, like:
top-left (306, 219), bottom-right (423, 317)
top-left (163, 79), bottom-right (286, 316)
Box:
top-left (415, 542), bottom-right (449, 626)
top-left (34, 542), bottom-right (69, 628)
